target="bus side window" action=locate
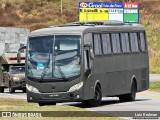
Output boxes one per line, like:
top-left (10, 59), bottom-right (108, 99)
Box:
top-left (120, 33), bottom-right (130, 53)
top-left (140, 32), bottom-right (146, 52)
top-left (111, 33), bottom-right (121, 54)
top-left (130, 33), bottom-right (139, 52)
top-left (93, 34), bottom-right (102, 55)
top-left (101, 34), bottom-right (112, 54)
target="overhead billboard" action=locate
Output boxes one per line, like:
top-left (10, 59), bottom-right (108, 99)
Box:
top-left (79, 2), bottom-right (140, 23)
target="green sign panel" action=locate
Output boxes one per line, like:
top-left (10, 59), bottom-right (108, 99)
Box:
top-left (124, 9), bottom-right (139, 23)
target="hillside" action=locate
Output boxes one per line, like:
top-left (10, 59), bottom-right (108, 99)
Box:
top-left (0, 0), bottom-right (160, 73)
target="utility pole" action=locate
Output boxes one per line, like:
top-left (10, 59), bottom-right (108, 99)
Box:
top-left (61, 0), bottom-right (63, 15)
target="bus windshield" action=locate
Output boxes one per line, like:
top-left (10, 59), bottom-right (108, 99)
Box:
top-left (27, 35), bottom-right (81, 80)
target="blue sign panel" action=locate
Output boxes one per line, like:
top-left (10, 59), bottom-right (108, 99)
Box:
top-left (79, 2), bottom-right (123, 8)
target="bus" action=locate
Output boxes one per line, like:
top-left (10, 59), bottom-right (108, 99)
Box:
top-left (18, 21), bottom-right (149, 107)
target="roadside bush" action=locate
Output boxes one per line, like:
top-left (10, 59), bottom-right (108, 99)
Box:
top-left (23, 16), bottom-right (42, 24)
top-left (0, 7), bottom-right (4, 16)
top-left (0, 18), bottom-right (15, 26)
top-left (21, 4), bottom-right (31, 13)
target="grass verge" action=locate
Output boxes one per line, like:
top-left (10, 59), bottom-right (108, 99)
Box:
top-left (149, 82), bottom-right (160, 92)
top-left (0, 98), bottom-right (121, 120)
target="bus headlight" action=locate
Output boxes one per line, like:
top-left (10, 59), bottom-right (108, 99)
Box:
top-left (13, 77), bottom-right (20, 81)
top-left (68, 82), bottom-right (83, 92)
top-left (26, 84), bottom-right (40, 93)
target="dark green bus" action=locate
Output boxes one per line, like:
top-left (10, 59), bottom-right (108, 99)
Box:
top-left (18, 21), bottom-right (149, 107)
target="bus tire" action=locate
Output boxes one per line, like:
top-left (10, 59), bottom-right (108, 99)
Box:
top-left (9, 81), bottom-right (15, 93)
top-left (84, 86), bottom-right (102, 107)
top-left (38, 102), bottom-right (56, 106)
top-left (119, 81), bottom-right (137, 102)
top-left (0, 86), bottom-right (4, 93)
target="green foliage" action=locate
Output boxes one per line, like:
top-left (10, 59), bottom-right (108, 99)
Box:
top-left (149, 82), bottom-right (160, 92)
top-left (141, 1), bottom-right (160, 73)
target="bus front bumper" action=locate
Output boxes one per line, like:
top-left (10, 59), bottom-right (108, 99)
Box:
top-left (27, 90), bottom-right (83, 103)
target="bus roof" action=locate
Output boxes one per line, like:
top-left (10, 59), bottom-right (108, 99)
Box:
top-left (30, 21), bottom-right (145, 37)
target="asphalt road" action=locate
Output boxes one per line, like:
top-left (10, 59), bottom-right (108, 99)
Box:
top-left (0, 89), bottom-right (26, 99)
top-left (150, 74), bottom-right (160, 82)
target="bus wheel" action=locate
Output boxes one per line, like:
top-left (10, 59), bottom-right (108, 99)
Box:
top-left (9, 82), bottom-right (15, 93)
top-left (119, 81), bottom-right (137, 102)
top-left (38, 102), bottom-right (56, 106)
top-left (84, 86), bottom-right (102, 107)
top-left (0, 86), bottom-right (4, 93)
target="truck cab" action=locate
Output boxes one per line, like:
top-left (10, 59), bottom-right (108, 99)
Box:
top-left (0, 53), bottom-right (26, 93)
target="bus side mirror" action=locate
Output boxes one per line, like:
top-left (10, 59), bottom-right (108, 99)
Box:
top-left (17, 52), bottom-right (21, 63)
top-left (17, 46), bottom-right (26, 63)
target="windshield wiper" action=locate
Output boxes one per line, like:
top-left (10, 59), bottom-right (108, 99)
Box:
top-left (41, 51), bottom-right (51, 80)
top-left (54, 54), bottom-right (68, 81)
top-left (56, 63), bottom-right (68, 81)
